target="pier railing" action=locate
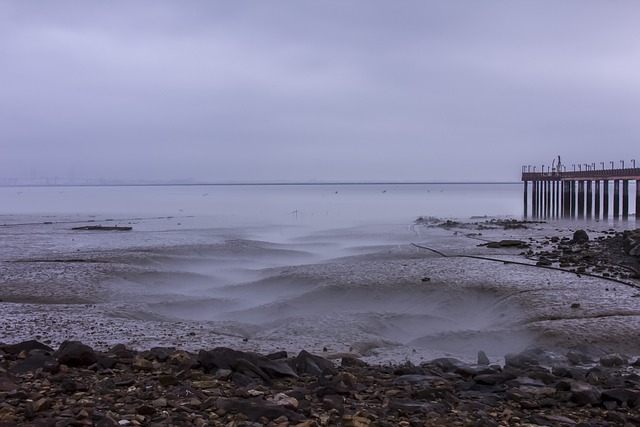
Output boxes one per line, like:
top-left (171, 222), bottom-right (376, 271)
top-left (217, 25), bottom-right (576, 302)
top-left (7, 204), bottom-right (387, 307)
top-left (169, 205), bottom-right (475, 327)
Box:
top-left (521, 166), bottom-right (640, 219)
top-left (522, 168), bottom-right (640, 181)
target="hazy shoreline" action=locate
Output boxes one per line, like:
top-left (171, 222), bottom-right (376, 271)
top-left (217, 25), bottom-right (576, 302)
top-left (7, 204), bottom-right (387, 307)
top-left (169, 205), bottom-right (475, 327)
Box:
top-left (0, 181), bottom-right (522, 188)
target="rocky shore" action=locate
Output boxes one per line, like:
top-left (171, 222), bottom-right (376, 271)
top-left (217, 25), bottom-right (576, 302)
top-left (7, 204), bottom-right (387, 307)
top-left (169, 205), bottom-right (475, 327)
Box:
top-left (421, 217), bottom-right (640, 283)
top-left (2, 340), bottom-right (640, 426)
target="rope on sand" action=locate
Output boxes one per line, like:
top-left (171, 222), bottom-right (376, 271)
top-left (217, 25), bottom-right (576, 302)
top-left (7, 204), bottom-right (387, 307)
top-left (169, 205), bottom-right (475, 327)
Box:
top-left (411, 243), bottom-right (640, 290)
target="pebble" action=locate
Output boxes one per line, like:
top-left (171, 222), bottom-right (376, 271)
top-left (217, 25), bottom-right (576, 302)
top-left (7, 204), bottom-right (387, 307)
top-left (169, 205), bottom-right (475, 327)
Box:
top-left (2, 340), bottom-right (640, 426)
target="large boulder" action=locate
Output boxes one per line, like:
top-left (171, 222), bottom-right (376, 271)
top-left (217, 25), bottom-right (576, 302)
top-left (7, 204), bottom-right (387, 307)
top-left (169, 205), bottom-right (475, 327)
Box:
top-left (54, 341), bottom-right (98, 367)
top-left (294, 350), bottom-right (336, 376)
top-left (197, 347), bottom-right (297, 381)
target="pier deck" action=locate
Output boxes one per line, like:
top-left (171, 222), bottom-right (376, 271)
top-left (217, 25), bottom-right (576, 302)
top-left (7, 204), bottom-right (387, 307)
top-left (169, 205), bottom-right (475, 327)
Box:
top-left (521, 166), bottom-right (640, 219)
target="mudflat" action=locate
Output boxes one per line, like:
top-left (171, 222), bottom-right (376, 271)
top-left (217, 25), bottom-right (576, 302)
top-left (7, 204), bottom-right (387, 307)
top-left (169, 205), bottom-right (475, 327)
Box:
top-left (1, 218), bottom-right (639, 364)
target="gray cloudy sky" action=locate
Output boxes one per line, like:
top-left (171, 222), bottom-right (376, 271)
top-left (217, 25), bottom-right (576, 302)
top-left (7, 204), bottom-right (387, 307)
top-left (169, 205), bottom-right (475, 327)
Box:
top-left (1, 1), bottom-right (639, 183)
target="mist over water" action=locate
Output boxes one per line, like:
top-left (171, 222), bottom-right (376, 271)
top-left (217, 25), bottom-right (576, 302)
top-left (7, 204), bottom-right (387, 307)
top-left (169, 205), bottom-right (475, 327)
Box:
top-left (2, 183), bottom-right (638, 363)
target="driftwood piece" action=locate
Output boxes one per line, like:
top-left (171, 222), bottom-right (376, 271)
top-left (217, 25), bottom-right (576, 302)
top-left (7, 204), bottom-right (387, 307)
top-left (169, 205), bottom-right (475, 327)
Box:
top-left (71, 225), bottom-right (132, 231)
top-left (480, 240), bottom-right (528, 248)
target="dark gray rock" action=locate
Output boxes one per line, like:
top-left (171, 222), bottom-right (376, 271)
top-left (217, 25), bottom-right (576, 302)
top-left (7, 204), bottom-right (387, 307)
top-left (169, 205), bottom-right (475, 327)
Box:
top-left (552, 366), bottom-right (588, 381)
top-left (158, 374), bottom-right (181, 387)
top-left (606, 411), bottom-right (628, 424)
top-left (505, 348), bottom-right (567, 369)
top-left (3, 340), bottom-right (54, 355)
top-left (393, 374), bottom-right (443, 385)
top-left (537, 257), bottom-right (553, 266)
top-left (473, 372), bottom-right (515, 385)
top-left (600, 353), bottom-right (628, 367)
top-left (394, 361), bottom-right (425, 376)
top-left (571, 229), bottom-right (589, 244)
top-left (231, 372), bottom-right (257, 388)
top-left (141, 346), bottom-right (175, 362)
top-left (252, 356), bottom-right (298, 379)
top-left (477, 351), bottom-right (491, 366)
top-left (430, 357), bottom-right (471, 373)
top-left (504, 376), bottom-right (546, 388)
top-left (216, 397), bottom-right (304, 423)
top-left (198, 347), bottom-right (245, 371)
top-left (0, 376), bottom-right (19, 392)
top-left (570, 388), bottom-right (602, 406)
top-left (566, 350), bottom-right (595, 365)
top-left (556, 379), bottom-right (601, 405)
top-left (8, 353), bottom-right (59, 374)
top-left (388, 399), bottom-right (447, 415)
top-left (233, 358), bottom-right (274, 385)
top-left (214, 368), bottom-right (232, 380)
top-left (55, 341), bottom-right (98, 367)
top-left (198, 347), bottom-right (296, 380)
top-left (602, 388), bottom-right (640, 405)
top-left (266, 350), bottom-right (288, 360)
top-left (294, 350), bottom-right (336, 376)
top-left (485, 240), bottom-right (527, 248)
top-left (321, 395), bottom-right (345, 415)
top-left (428, 357), bottom-right (494, 377)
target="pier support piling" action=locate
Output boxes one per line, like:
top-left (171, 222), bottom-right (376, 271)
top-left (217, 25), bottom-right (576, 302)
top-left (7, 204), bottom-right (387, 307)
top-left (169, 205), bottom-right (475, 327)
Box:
top-left (563, 181), bottom-right (571, 218)
top-left (523, 181), bottom-right (528, 218)
top-left (594, 180), bottom-right (601, 219)
top-left (577, 181), bottom-right (585, 218)
top-left (614, 180), bottom-right (620, 218)
top-left (603, 180), bottom-right (609, 219)
top-left (586, 180), bottom-right (593, 218)
top-left (532, 181), bottom-right (538, 218)
top-left (546, 180), bottom-right (551, 217)
top-left (637, 180), bottom-right (640, 219)
top-left (623, 180), bottom-right (629, 219)
top-left (570, 181), bottom-right (576, 218)
top-left (556, 181), bottom-right (561, 217)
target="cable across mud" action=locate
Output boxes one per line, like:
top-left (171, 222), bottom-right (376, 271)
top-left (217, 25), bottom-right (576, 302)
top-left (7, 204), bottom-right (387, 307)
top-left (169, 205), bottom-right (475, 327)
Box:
top-left (411, 243), bottom-right (640, 290)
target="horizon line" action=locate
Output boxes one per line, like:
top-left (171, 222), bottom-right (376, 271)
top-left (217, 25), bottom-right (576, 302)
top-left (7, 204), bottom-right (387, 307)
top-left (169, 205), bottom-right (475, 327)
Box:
top-left (0, 180), bottom-right (521, 188)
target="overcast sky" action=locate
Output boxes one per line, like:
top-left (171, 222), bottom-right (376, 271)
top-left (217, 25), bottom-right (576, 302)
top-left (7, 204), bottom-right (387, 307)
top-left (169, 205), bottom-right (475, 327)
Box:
top-left (1, 1), bottom-right (639, 183)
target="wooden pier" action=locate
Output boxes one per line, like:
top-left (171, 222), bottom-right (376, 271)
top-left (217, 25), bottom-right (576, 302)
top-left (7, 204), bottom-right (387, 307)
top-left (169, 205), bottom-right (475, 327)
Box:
top-left (521, 161), bottom-right (639, 219)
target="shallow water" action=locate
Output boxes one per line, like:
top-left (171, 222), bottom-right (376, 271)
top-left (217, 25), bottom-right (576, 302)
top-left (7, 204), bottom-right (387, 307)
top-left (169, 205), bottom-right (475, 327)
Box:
top-left (1, 184), bottom-right (639, 364)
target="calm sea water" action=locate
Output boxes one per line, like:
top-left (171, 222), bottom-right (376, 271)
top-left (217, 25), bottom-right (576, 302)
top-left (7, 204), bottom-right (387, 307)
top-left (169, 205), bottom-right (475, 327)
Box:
top-left (0, 183), bottom-right (523, 226)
